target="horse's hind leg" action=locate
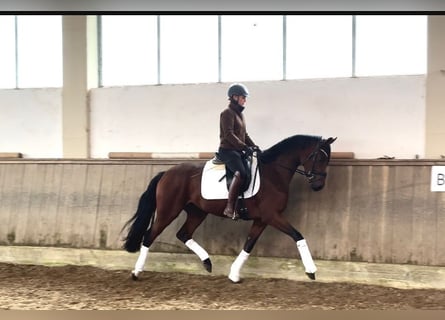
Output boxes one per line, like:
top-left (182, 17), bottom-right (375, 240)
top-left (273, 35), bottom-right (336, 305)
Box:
top-left (176, 204), bottom-right (211, 272)
top-left (132, 201), bottom-right (185, 280)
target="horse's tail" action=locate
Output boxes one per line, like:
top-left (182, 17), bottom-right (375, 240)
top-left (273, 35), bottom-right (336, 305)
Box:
top-left (122, 171), bottom-right (165, 253)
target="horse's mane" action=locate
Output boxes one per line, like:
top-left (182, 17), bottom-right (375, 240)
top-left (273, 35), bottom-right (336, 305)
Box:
top-left (259, 135), bottom-right (322, 164)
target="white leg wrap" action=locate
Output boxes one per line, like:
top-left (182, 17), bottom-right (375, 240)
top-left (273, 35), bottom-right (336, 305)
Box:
top-left (185, 239), bottom-right (210, 261)
top-left (296, 239), bottom-right (317, 274)
top-left (133, 245), bottom-right (149, 276)
top-left (228, 250), bottom-right (250, 283)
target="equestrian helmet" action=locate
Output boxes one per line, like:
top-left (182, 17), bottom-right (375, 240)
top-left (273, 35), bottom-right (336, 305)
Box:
top-left (228, 83), bottom-right (249, 98)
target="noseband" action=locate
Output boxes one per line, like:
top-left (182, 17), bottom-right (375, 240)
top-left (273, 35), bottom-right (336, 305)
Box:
top-left (295, 146), bottom-right (328, 182)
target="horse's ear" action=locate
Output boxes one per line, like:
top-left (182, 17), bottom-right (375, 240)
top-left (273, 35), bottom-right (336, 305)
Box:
top-left (325, 137), bottom-right (337, 145)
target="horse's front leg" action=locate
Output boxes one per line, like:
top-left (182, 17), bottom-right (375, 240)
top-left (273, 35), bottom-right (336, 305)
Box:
top-left (268, 214), bottom-right (317, 280)
top-left (229, 219), bottom-right (267, 283)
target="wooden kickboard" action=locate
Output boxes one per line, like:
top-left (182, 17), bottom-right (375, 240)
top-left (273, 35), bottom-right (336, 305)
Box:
top-left (0, 152), bottom-right (23, 159)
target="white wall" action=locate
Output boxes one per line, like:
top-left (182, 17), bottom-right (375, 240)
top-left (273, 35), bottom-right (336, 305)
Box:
top-left (0, 76), bottom-right (425, 159)
top-left (0, 88), bottom-right (63, 158)
top-left (90, 75), bottom-right (425, 159)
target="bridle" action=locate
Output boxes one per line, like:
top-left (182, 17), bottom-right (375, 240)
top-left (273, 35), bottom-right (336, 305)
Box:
top-left (274, 141), bottom-right (329, 182)
top-left (295, 145), bottom-right (329, 182)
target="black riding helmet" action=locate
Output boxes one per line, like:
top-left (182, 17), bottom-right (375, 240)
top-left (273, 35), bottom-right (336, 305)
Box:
top-left (227, 83), bottom-right (249, 98)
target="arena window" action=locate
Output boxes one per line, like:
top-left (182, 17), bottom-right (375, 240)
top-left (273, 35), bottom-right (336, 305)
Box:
top-left (0, 15), bottom-right (428, 89)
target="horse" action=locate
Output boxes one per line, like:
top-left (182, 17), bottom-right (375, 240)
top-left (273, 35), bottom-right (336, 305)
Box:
top-left (122, 134), bottom-right (337, 283)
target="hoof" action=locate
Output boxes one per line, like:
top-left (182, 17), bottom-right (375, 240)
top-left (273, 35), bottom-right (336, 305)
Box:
top-left (203, 258), bottom-right (212, 273)
top-left (131, 271), bottom-right (139, 281)
top-left (228, 272), bottom-right (242, 283)
top-left (228, 276), bottom-right (243, 284)
top-left (306, 272), bottom-right (316, 280)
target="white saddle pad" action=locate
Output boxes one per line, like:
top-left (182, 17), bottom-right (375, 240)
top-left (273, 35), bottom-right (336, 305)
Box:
top-left (201, 156), bottom-right (260, 200)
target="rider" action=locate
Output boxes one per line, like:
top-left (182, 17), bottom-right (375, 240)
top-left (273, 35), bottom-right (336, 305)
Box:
top-left (218, 83), bottom-right (259, 220)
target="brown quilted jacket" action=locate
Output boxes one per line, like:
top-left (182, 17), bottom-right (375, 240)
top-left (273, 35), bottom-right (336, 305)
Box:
top-left (219, 102), bottom-right (255, 151)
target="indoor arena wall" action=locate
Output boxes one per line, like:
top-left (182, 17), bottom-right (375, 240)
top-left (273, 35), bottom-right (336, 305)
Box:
top-left (0, 159), bottom-right (443, 267)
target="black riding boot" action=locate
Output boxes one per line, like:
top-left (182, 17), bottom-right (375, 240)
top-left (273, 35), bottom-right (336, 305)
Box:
top-left (223, 171), bottom-right (242, 220)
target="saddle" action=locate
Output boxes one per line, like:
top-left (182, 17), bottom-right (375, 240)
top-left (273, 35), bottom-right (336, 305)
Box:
top-left (201, 154), bottom-right (260, 200)
top-left (211, 153), bottom-right (250, 191)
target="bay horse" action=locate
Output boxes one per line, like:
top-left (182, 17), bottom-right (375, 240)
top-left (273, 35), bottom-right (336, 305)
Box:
top-left (122, 134), bottom-right (336, 283)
